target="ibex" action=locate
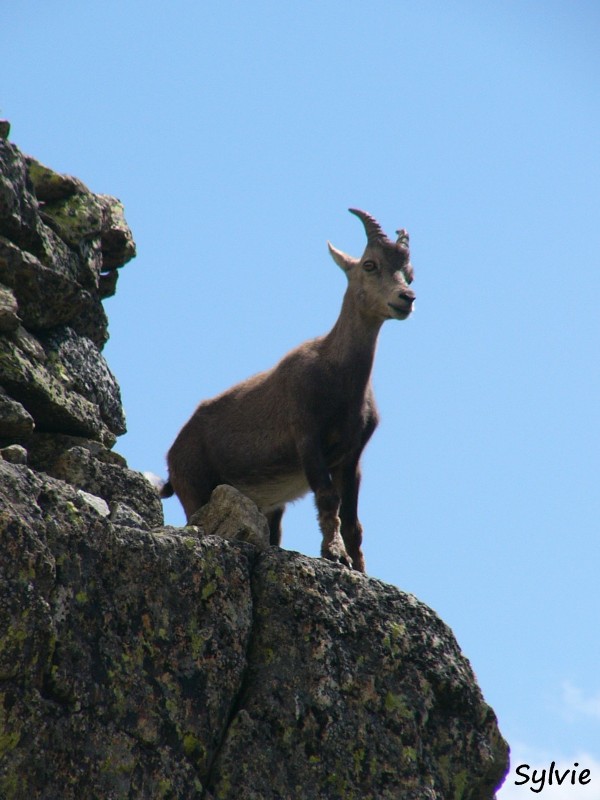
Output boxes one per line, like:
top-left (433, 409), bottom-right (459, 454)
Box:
top-left (161, 209), bottom-right (415, 572)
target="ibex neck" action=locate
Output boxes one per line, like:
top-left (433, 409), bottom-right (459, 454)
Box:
top-left (322, 289), bottom-right (383, 379)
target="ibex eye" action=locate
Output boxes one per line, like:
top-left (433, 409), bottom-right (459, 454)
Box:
top-left (362, 260), bottom-right (378, 273)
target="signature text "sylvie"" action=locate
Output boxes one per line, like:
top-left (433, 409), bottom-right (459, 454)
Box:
top-left (515, 761), bottom-right (591, 793)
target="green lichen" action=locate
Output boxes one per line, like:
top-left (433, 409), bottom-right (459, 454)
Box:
top-left (99, 753), bottom-right (136, 775)
top-left (213, 771), bottom-right (232, 797)
top-left (352, 746), bottom-right (366, 779)
top-left (27, 160), bottom-right (56, 184)
top-left (156, 778), bottom-right (173, 797)
top-left (182, 732), bottom-right (207, 769)
top-left (62, 501), bottom-right (83, 528)
top-left (0, 769), bottom-right (20, 799)
top-left (382, 621), bottom-right (407, 659)
top-left (402, 745), bottom-right (418, 765)
top-left (384, 691), bottom-right (413, 719)
top-left (0, 700), bottom-right (21, 759)
top-left (26, 159), bottom-right (84, 202)
top-left (0, 729), bottom-right (20, 758)
top-left (189, 626), bottom-right (208, 661)
top-left (326, 769), bottom-right (361, 800)
top-left (45, 350), bottom-right (72, 384)
top-left (436, 753), bottom-right (469, 799)
top-left (0, 623), bottom-right (28, 679)
top-left (453, 769), bottom-right (468, 800)
top-left (42, 194), bottom-right (104, 248)
top-left (201, 580), bottom-right (217, 602)
top-left (107, 672), bottom-right (127, 717)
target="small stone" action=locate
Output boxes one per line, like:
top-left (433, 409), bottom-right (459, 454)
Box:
top-left (12, 324), bottom-right (47, 362)
top-left (191, 484), bottom-right (270, 550)
top-left (98, 195), bottom-right (136, 270)
top-left (0, 284), bottom-right (20, 332)
top-left (0, 390), bottom-right (35, 442)
top-left (76, 489), bottom-right (110, 517)
top-left (0, 444), bottom-right (28, 464)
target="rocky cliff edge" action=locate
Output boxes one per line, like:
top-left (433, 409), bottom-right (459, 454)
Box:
top-left (0, 123), bottom-right (509, 799)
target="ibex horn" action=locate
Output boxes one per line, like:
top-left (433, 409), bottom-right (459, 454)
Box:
top-left (348, 208), bottom-right (387, 243)
top-left (396, 228), bottom-right (410, 248)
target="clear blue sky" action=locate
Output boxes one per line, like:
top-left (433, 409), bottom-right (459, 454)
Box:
top-left (3, 2), bottom-right (599, 795)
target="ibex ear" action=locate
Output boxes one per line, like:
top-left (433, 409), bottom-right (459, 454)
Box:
top-left (327, 242), bottom-right (357, 273)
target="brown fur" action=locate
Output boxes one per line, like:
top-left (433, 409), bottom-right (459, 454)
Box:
top-left (162, 209), bottom-right (415, 572)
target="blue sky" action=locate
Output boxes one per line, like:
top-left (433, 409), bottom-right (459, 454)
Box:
top-left (3, 2), bottom-right (599, 795)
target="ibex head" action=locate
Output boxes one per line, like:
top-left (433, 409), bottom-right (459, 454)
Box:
top-left (327, 208), bottom-right (415, 321)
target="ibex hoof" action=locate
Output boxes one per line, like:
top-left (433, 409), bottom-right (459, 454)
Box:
top-left (322, 543), bottom-right (353, 570)
top-left (350, 553), bottom-right (366, 573)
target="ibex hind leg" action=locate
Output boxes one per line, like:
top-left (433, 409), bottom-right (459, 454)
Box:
top-left (315, 487), bottom-right (353, 569)
top-left (170, 473), bottom-right (216, 523)
top-left (266, 506), bottom-right (285, 546)
top-left (340, 520), bottom-right (365, 573)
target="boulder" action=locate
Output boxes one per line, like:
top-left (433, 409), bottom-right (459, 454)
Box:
top-left (38, 325), bottom-right (126, 437)
top-left (0, 388), bottom-right (35, 444)
top-left (207, 550), bottom-right (508, 800)
top-left (0, 328), bottom-right (116, 446)
top-left (0, 235), bottom-right (93, 333)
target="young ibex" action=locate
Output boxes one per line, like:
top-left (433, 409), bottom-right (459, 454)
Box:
top-left (161, 209), bottom-right (415, 572)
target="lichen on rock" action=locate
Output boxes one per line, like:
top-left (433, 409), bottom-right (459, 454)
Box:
top-left (0, 134), bottom-right (135, 452)
top-left (0, 459), bottom-right (255, 800)
top-left (205, 550), bottom-right (508, 800)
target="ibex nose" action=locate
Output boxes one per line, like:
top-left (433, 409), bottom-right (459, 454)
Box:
top-left (398, 289), bottom-right (415, 305)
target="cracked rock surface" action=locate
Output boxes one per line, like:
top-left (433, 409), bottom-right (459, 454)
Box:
top-left (0, 458), bottom-right (508, 800)
top-left (0, 459), bottom-right (254, 799)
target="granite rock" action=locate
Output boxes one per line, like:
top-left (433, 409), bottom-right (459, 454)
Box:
top-left (0, 458), bottom-right (508, 799)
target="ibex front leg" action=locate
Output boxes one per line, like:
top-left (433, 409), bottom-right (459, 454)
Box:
top-left (298, 438), bottom-right (353, 568)
top-left (333, 458), bottom-right (366, 573)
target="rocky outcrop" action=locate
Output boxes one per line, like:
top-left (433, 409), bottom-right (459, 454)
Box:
top-left (0, 125), bottom-right (133, 449)
top-left (0, 459), bottom-right (508, 800)
top-left (0, 122), bottom-right (156, 526)
top-left (0, 125), bottom-right (509, 799)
